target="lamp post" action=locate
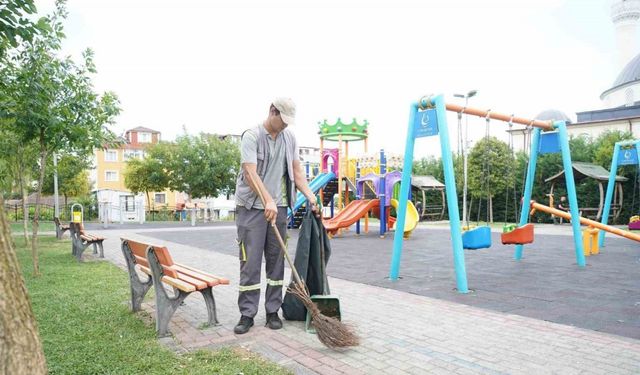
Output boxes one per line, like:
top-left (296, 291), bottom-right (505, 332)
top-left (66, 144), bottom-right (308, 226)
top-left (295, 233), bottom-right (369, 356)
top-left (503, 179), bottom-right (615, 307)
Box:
top-left (53, 153), bottom-right (59, 219)
top-left (453, 90), bottom-right (477, 225)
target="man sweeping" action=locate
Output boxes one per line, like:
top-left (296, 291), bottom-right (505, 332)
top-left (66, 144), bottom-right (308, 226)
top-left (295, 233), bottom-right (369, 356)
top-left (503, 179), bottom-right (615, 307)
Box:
top-left (233, 97), bottom-right (318, 334)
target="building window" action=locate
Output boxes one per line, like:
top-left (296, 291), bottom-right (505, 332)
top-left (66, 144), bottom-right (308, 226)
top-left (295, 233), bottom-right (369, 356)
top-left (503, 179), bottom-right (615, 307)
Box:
top-left (105, 149), bottom-right (118, 162)
top-left (154, 193), bottom-right (166, 204)
top-left (139, 132), bottom-right (152, 143)
top-left (105, 171), bottom-right (118, 182)
top-left (626, 88), bottom-right (634, 107)
top-left (124, 195), bottom-right (135, 212)
top-left (123, 149), bottom-right (144, 160)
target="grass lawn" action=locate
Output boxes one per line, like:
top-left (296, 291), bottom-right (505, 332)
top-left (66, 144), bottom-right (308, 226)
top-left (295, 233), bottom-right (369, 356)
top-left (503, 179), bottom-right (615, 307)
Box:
top-left (10, 221), bottom-right (56, 233)
top-left (17, 236), bottom-right (290, 375)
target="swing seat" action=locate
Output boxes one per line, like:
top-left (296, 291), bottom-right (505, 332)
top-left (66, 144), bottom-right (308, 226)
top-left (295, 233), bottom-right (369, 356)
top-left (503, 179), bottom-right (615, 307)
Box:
top-left (501, 223), bottom-right (534, 245)
top-left (462, 226), bottom-right (492, 250)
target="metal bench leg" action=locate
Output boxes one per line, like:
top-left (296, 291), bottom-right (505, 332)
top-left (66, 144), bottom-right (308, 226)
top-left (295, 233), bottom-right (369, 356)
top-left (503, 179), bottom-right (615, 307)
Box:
top-left (92, 242), bottom-right (98, 254)
top-left (98, 241), bottom-right (104, 258)
top-left (75, 242), bottom-right (92, 262)
top-left (121, 241), bottom-right (152, 312)
top-left (147, 247), bottom-right (190, 337)
top-left (199, 287), bottom-right (220, 326)
top-left (155, 288), bottom-right (189, 337)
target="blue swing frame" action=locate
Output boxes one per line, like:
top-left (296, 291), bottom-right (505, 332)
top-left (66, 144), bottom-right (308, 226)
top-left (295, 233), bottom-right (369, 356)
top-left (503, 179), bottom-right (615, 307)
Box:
top-left (389, 95), bottom-right (586, 293)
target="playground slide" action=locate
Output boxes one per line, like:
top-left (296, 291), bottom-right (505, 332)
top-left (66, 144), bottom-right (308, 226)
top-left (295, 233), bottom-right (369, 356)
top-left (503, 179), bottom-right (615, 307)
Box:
top-left (389, 199), bottom-right (419, 237)
top-left (288, 172), bottom-right (336, 217)
top-left (531, 201), bottom-right (640, 242)
top-left (324, 199), bottom-right (380, 234)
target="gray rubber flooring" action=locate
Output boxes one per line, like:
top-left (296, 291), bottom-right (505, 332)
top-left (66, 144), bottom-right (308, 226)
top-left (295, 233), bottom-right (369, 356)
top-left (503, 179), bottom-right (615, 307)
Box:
top-left (140, 224), bottom-right (640, 340)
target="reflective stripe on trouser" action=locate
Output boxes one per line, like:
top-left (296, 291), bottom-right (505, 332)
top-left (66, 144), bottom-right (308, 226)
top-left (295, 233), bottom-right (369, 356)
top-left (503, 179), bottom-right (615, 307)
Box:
top-left (236, 205), bottom-right (287, 318)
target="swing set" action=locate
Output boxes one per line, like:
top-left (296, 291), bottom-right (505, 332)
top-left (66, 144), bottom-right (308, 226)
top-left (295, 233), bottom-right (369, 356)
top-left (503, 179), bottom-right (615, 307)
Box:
top-left (390, 95), bottom-right (588, 293)
top-left (458, 110), bottom-right (534, 249)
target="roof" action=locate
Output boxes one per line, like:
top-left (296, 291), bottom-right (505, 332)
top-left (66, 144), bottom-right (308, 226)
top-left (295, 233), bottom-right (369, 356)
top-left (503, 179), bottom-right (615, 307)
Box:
top-left (411, 175), bottom-right (445, 189)
top-left (601, 52), bottom-right (640, 98)
top-left (544, 162), bottom-right (628, 183)
top-left (127, 126), bottom-right (161, 134)
top-left (534, 109), bottom-right (572, 124)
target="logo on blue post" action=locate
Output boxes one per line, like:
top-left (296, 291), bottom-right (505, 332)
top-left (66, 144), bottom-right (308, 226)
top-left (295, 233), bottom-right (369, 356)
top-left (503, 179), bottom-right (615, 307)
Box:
top-left (618, 148), bottom-right (639, 165)
top-left (414, 108), bottom-right (438, 138)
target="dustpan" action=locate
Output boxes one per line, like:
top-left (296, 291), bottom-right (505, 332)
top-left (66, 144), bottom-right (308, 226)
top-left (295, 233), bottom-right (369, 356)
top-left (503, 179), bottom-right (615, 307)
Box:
top-left (306, 213), bottom-right (341, 333)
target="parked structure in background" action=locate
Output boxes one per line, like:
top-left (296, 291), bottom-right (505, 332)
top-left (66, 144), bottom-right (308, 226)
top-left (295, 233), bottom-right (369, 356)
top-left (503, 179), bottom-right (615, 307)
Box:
top-left (91, 126), bottom-right (179, 223)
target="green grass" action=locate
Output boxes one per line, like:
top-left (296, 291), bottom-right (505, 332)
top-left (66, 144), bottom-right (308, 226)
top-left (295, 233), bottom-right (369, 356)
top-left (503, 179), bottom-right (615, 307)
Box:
top-left (10, 221), bottom-right (56, 233)
top-left (17, 237), bottom-right (291, 375)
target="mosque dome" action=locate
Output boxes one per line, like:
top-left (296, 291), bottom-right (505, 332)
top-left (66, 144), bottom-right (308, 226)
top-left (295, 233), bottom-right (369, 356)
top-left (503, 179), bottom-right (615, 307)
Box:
top-left (601, 53), bottom-right (640, 99)
top-left (534, 109), bottom-right (572, 124)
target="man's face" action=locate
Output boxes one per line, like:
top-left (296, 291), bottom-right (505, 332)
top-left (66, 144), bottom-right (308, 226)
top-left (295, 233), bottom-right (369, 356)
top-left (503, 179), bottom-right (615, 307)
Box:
top-left (271, 108), bottom-right (288, 131)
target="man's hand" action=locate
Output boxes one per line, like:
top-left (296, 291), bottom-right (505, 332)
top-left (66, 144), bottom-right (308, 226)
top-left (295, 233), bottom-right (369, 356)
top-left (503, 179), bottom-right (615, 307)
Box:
top-left (264, 200), bottom-right (278, 224)
top-left (306, 195), bottom-right (320, 218)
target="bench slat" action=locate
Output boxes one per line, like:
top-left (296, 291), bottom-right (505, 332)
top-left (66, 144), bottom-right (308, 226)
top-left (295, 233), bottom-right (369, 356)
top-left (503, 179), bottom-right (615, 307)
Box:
top-left (80, 234), bottom-right (104, 242)
top-left (138, 266), bottom-right (196, 293)
top-left (175, 263), bottom-right (230, 285)
top-left (175, 271), bottom-right (208, 290)
top-left (173, 265), bottom-right (222, 287)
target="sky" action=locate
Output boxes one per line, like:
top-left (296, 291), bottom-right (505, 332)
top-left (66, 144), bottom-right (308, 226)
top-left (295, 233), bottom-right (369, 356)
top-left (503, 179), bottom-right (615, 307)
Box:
top-left (35, 0), bottom-right (626, 158)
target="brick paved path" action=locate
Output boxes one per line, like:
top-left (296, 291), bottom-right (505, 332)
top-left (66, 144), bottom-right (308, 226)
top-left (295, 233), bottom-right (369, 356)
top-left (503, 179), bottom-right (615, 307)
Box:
top-left (93, 226), bottom-right (640, 374)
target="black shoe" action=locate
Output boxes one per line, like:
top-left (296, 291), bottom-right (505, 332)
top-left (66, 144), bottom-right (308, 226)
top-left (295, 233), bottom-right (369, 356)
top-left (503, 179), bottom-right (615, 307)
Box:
top-left (234, 316), bottom-right (254, 334)
top-left (265, 312), bottom-right (283, 330)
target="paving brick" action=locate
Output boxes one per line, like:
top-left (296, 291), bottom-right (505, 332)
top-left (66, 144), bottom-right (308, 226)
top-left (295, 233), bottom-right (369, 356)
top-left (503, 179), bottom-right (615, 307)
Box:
top-left (95, 227), bottom-right (640, 375)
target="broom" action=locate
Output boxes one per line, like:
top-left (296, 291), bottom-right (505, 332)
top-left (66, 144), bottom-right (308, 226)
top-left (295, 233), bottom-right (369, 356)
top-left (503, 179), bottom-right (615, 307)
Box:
top-left (256, 189), bottom-right (359, 349)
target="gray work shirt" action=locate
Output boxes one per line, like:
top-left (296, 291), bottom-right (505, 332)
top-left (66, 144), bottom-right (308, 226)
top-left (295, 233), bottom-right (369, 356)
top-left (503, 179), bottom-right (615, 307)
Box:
top-left (235, 124), bottom-right (299, 210)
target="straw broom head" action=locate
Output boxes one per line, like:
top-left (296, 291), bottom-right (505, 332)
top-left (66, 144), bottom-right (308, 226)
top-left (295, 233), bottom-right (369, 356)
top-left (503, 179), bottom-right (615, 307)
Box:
top-left (287, 281), bottom-right (359, 348)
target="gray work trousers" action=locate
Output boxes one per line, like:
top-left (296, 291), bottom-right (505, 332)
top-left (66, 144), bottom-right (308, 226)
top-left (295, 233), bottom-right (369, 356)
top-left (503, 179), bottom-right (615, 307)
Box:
top-left (236, 205), bottom-right (287, 318)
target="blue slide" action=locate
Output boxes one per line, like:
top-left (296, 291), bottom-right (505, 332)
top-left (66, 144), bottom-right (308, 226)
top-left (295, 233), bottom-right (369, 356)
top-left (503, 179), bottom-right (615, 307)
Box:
top-left (288, 171), bottom-right (336, 217)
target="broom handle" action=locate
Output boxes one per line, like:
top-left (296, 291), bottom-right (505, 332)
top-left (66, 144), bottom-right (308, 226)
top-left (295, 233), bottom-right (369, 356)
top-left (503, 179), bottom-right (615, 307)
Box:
top-left (254, 188), bottom-right (305, 287)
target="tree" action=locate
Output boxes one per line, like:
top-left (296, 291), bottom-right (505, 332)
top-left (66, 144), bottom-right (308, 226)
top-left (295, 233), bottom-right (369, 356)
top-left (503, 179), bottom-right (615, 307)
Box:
top-left (467, 136), bottom-right (515, 223)
top-left (0, 1), bottom-right (120, 275)
top-left (41, 153), bottom-right (92, 208)
top-left (167, 133), bottom-right (240, 200)
top-left (592, 130), bottom-right (634, 168)
top-left (0, 1), bottom-right (47, 373)
top-left (412, 156), bottom-right (444, 181)
top-left (0, 0), bottom-right (44, 52)
top-left (0, 127), bottom-right (37, 246)
top-left (123, 156), bottom-right (170, 209)
top-left (0, 197), bottom-right (47, 374)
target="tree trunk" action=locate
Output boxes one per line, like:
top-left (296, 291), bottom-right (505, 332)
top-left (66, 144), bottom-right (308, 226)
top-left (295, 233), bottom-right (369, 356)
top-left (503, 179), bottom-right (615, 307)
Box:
top-left (20, 174), bottom-right (29, 247)
top-left (489, 195), bottom-right (494, 223)
top-left (0, 197), bottom-right (48, 374)
top-left (31, 141), bottom-right (47, 277)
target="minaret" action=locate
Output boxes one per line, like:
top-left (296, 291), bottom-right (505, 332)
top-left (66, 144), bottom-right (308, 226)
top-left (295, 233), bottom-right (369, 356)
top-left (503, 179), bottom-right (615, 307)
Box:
top-left (612, 0), bottom-right (640, 70)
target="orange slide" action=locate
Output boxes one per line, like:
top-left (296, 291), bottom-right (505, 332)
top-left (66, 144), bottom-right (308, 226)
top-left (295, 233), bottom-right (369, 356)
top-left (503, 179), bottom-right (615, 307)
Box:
top-left (324, 199), bottom-right (380, 235)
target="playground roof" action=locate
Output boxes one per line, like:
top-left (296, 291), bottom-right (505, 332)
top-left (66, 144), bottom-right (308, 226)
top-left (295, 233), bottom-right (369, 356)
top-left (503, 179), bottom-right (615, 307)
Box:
top-left (544, 162), bottom-right (628, 183)
top-left (412, 175), bottom-right (445, 189)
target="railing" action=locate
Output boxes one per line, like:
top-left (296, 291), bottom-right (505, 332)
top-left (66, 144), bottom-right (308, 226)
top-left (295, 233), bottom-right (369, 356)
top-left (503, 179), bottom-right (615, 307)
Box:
top-left (3, 203), bottom-right (99, 222)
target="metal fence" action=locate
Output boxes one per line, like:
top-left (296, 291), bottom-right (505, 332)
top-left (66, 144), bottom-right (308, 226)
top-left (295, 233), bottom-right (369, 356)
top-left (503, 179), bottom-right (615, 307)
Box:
top-left (3, 203), bottom-right (99, 222)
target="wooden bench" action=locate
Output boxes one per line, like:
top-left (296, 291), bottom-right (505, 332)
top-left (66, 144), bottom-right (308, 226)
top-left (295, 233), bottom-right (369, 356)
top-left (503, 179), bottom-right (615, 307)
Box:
top-left (54, 217), bottom-right (70, 239)
top-left (120, 238), bottom-right (230, 337)
top-left (69, 222), bottom-right (105, 261)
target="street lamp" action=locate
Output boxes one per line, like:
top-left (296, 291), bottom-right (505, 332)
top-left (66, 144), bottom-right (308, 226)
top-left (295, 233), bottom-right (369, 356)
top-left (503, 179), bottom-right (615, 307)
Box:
top-left (453, 90), bottom-right (478, 225)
